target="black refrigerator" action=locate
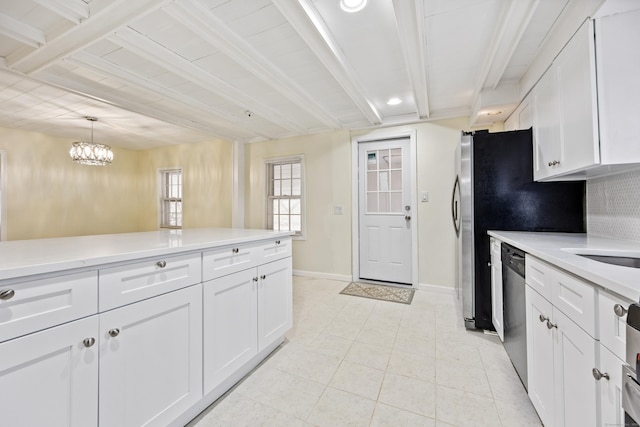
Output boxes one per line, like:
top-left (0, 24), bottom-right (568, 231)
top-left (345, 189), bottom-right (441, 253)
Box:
top-left (453, 129), bottom-right (585, 331)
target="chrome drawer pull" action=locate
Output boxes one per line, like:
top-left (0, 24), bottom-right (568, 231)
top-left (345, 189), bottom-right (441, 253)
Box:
top-left (260, 275), bottom-right (266, 280)
top-left (275, 240), bottom-right (281, 245)
top-left (546, 320), bottom-right (558, 330)
top-left (592, 368), bottom-right (610, 381)
top-left (83, 337), bottom-right (96, 348)
top-left (252, 277), bottom-right (259, 282)
top-left (156, 260), bottom-right (167, 268)
top-left (539, 314), bottom-right (549, 323)
top-left (108, 328), bottom-right (120, 337)
top-left (614, 304), bottom-right (628, 317)
top-left (0, 289), bottom-right (15, 300)
top-left (232, 248), bottom-right (239, 254)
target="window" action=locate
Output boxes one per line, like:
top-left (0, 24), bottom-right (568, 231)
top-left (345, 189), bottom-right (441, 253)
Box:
top-left (266, 157), bottom-right (303, 236)
top-left (159, 168), bottom-right (182, 229)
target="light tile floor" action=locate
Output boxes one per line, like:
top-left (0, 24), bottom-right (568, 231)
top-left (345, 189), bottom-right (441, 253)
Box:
top-left (189, 276), bottom-right (542, 427)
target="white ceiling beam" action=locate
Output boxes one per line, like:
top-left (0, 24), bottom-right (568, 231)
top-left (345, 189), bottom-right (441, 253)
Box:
top-left (0, 13), bottom-right (46, 48)
top-left (111, 27), bottom-right (307, 134)
top-left (66, 51), bottom-right (274, 140)
top-left (166, 0), bottom-right (341, 130)
top-left (33, 0), bottom-right (90, 24)
top-left (469, 0), bottom-right (539, 120)
top-left (38, 70), bottom-right (245, 142)
top-left (392, 0), bottom-right (429, 119)
top-left (272, 0), bottom-right (382, 125)
top-left (6, 0), bottom-right (171, 74)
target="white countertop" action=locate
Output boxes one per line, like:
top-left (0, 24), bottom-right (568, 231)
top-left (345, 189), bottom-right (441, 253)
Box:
top-left (0, 228), bottom-right (292, 281)
top-left (488, 231), bottom-right (640, 302)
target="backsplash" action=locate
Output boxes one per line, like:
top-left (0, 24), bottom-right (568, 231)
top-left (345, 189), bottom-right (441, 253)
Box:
top-left (587, 168), bottom-right (640, 241)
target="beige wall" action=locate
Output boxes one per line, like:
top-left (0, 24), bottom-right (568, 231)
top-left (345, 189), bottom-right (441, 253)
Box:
top-left (137, 139), bottom-right (234, 230)
top-left (245, 118), bottom-right (498, 288)
top-left (0, 126), bottom-right (234, 240)
top-left (0, 126), bottom-right (141, 240)
top-left (244, 130), bottom-right (353, 277)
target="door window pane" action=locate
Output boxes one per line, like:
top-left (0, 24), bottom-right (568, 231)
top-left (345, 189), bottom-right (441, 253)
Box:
top-left (367, 193), bottom-right (378, 213)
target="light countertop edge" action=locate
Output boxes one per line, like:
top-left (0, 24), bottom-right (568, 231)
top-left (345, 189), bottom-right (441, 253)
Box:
top-left (488, 231), bottom-right (640, 302)
top-left (0, 228), bottom-right (293, 281)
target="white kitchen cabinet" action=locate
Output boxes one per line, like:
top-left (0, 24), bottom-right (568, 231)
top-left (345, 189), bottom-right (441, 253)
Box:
top-left (99, 284), bottom-right (203, 427)
top-left (526, 285), bottom-right (555, 427)
top-left (258, 257), bottom-right (293, 351)
top-left (490, 237), bottom-right (504, 341)
top-left (504, 93), bottom-right (532, 132)
top-left (526, 283), bottom-right (598, 426)
top-left (531, 11), bottom-right (640, 181)
top-left (598, 290), bottom-right (631, 359)
top-left (597, 343), bottom-right (625, 427)
top-left (0, 316), bottom-right (99, 427)
top-left (203, 268), bottom-right (258, 394)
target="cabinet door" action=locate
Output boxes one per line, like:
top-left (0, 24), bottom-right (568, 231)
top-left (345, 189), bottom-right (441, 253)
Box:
top-left (526, 285), bottom-right (555, 427)
top-left (490, 239), bottom-right (504, 341)
top-left (598, 344), bottom-right (625, 427)
top-left (555, 20), bottom-right (599, 175)
top-left (598, 291), bottom-right (630, 360)
top-left (203, 269), bottom-right (258, 394)
top-left (99, 285), bottom-right (203, 427)
top-left (0, 316), bottom-right (98, 427)
top-left (553, 308), bottom-right (598, 427)
top-left (258, 257), bottom-right (292, 352)
top-left (532, 65), bottom-right (561, 181)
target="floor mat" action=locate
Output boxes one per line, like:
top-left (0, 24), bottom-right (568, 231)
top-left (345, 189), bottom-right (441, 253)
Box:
top-left (339, 282), bottom-right (415, 304)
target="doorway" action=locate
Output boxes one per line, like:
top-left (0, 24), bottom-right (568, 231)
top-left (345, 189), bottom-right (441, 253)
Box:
top-left (0, 150), bottom-right (5, 241)
top-left (352, 131), bottom-right (418, 286)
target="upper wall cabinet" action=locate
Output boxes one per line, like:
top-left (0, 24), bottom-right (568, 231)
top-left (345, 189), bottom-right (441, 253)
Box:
top-left (532, 10), bottom-right (640, 181)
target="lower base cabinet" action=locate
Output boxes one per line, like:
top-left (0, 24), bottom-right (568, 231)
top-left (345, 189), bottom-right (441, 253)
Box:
top-left (0, 316), bottom-right (99, 427)
top-left (99, 285), bottom-right (203, 427)
top-left (526, 285), bottom-right (598, 427)
top-left (598, 343), bottom-right (625, 427)
top-left (204, 257), bottom-right (292, 394)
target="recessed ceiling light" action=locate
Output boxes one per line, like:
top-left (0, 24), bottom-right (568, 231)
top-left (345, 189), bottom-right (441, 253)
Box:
top-left (387, 97), bottom-right (402, 106)
top-left (340, 0), bottom-right (368, 13)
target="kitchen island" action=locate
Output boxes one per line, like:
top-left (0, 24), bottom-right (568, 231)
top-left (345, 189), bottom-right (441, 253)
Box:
top-left (488, 230), bottom-right (640, 427)
top-left (0, 228), bottom-right (293, 427)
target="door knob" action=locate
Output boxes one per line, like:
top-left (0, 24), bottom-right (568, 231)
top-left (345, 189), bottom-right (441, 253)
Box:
top-left (83, 337), bottom-right (96, 348)
top-left (614, 304), bottom-right (628, 317)
top-left (108, 328), bottom-right (120, 337)
top-left (592, 368), bottom-right (610, 381)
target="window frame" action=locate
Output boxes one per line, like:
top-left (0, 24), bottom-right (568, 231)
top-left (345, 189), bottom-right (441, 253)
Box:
top-left (264, 156), bottom-right (305, 239)
top-left (158, 168), bottom-right (183, 229)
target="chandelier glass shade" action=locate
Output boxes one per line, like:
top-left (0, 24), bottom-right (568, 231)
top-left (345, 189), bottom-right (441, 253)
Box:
top-left (69, 117), bottom-right (113, 166)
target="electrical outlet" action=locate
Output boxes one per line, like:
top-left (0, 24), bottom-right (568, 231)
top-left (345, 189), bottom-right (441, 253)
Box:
top-left (334, 205), bottom-right (343, 215)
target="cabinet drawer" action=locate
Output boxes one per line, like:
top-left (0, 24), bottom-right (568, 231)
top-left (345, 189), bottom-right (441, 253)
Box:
top-left (99, 252), bottom-right (202, 311)
top-left (550, 263), bottom-right (596, 337)
top-left (257, 238), bottom-right (291, 263)
top-left (598, 290), bottom-right (631, 359)
top-left (0, 271), bottom-right (97, 343)
top-left (525, 255), bottom-right (553, 301)
top-left (203, 244), bottom-right (257, 281)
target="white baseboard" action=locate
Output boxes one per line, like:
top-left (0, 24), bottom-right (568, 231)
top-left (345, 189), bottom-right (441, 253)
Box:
top-left (417, 283), bottom-right (456, 294)
top-left (292, 270), bottom-right (352, 282)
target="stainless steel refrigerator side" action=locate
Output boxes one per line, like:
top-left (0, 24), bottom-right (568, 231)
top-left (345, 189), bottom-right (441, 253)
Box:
top-left (459, 133), bottom-right (475, 329)
top-left (453, 144), bottom-right (461, 300)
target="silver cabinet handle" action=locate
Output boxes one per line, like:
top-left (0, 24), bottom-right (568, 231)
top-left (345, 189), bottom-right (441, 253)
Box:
top-left (252, 277), bottom-right (258, 282)
top-left (548, 160), bottom-right (560, 166)
top-left (232, 248), bottom-right (239, 254)
top-left (156, 260), bottom-right (167, 268)
top-left (260, 275), bottom-right (266, 280)
top-left (108, 328), bottom-right (120, 337)
top-left (487, 261), bottom-right (491, 267)
top-left (614, 304), bottom-right (628, 317)
top-left (83, 337), bottom-right (96, 348)
top-left (546, 320), bottom-right (558, 329)
top-left (592, 368), bottom-right (610, 381)
top-left (405, 215), bottom-right (411, 221)
top-left (539, 314), bottom-right (549, 323)
top-left (0, 289), bottom-right (15, 300)
top-left (275, 240), bottom-right (281, 245)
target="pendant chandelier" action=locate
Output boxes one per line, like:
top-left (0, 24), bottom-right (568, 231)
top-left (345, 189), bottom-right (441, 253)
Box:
top-left (69, 117), bottom-right (113, 166)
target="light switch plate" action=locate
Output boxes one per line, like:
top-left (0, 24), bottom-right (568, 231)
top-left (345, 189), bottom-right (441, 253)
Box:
top-left (334, 205), bottom-right (343, 215)
top-left (421, 192), bottom-right (429, 202)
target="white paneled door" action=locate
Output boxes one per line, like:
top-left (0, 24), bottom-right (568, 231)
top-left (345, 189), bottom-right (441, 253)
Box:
top-left (358, 138), bottom-right (412, 284)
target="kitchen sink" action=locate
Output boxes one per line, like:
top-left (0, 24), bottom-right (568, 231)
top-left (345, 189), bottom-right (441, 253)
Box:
top-left (576, 254), bottom-right (640, 268)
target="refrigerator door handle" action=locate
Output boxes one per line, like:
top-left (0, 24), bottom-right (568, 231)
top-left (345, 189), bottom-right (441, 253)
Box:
top-left (451, 175), bottom-right (461, 236)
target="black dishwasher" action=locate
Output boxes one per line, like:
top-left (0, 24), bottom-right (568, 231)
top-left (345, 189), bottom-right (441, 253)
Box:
top-left (502, 243), bottom-right (527, 390)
